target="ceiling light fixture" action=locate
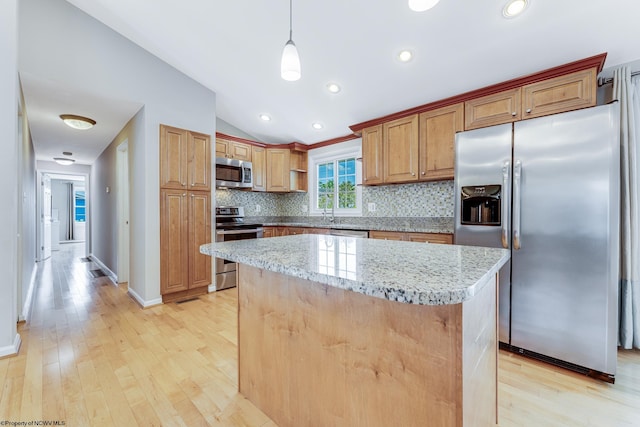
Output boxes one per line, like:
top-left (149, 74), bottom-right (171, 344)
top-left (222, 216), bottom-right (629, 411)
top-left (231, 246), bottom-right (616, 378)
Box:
top-left (503, 0), bottom-right (529, 18)
top-left (259, 113), bottom-right (272, 121)
top-left (408, 0), bottom-right (441, 12)
top-left (327, 83), bottom-right (341, 94)
top-left (60, 114), bottom-right (96, 130)
top-left (280, 0), bottom-right (301, 81)
top-left (53, 157), bottom-right (75, 166)
top-left (312, 122), bottom-right (324, 130)
top-left (398, 50), bottom-right (413, 62)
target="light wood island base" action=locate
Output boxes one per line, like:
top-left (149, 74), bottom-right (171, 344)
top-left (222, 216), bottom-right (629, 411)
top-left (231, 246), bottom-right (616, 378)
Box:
top-left (237, 265), bottom-right (498, 427)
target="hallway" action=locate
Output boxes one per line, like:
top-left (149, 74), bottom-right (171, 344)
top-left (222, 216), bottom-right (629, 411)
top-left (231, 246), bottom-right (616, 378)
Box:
top-left (0, 243), bottom-right (274, 426)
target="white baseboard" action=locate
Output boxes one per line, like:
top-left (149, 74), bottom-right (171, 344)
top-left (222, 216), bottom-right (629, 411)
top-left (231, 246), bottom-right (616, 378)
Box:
top-left (0, 334), bottom-right (22, 358)
top-left (88, 253), bottom-right (118, 285)
top-left (128, 287), bottom-right (162, 308)
top-left (19, 264), bottom-right (38, 322)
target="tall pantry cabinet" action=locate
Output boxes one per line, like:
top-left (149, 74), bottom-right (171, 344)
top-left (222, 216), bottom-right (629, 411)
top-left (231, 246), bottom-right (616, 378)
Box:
top-left (159, 124), bottom-right (212, 303)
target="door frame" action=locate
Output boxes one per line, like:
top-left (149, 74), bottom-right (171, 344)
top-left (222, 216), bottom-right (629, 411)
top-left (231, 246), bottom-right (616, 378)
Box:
top-left (117, 140), bottom-right (130, 283)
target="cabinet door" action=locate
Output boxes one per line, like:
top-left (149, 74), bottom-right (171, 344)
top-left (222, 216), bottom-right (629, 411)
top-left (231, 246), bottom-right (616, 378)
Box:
top-left (465, 88), bottom-right (521, 130)
top-left (189, 131), bottom-right (211, 191)
top-left (160, 125), bottom-right (188, 189)
top-left (383, 115), bottom-right (419, 183)
top-left (215, 139), bottom-right (229, 159)
top-left (406, 232), bottom-right (453, 244)
top-left (230, 141), bottom-right (252, 161)
top-left (522, 68), bottom-right (596, 119)
top-left (189, 191), bottom-right (212, 289)
top-left (252, 146), bottom-right (267, 192)
top-left (266, 149), bottom-right (291, 192)
top-left (419, 103), bottom-right (463, 181)
top-left (369, 230), bottom-right (405, 241)
top-left (262, 227), bottom-right (276, 238)
top-left (160, 189), bottom-right (189, 294)
top-left (362, 125), bottom-right (384, 185)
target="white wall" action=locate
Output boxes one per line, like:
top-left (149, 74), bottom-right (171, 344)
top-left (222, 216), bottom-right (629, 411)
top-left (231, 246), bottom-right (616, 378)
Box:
top-left (0, 0), bottom-right (20, 357)
top-left (21, 0), bottom-right (217, 306)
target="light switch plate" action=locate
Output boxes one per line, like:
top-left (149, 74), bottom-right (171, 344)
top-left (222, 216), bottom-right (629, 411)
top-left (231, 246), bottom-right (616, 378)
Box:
top-left (368, 203), bottom-right (376, 212)
top-left (255, 205), bottom-right (261, 213)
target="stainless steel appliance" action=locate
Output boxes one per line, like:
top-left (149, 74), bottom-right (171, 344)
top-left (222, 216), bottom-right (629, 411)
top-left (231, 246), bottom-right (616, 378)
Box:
top-left (454, 103), bottom-right (620, 381)
top-left (216, 157), bottom-right (253, 189)
top-left (215, 206), bottom-right (263, 290)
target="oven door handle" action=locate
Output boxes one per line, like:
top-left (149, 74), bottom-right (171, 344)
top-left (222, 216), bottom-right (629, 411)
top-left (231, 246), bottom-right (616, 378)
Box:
top-left (216, 227), bottom-right (263, 235)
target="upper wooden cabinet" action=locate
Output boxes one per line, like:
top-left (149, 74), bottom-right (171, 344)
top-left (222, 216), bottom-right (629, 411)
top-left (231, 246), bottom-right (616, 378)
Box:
top-left (289, 149), bottom-right (308, 193)
top-left (251, 146), bottom-right (267, 192)
top-left (419, 103), bottom-right (463, 181)
top-left (362, 125), bottom-right (384, 185)
top-left (465, 69), bottom-right (597, 130)
top-left (465, 88), bottom-right (521, 130)
top-left (383, 115), bottom-right (419, 183)
top-left (522, 68), bottom-right (596, 119)
top-left (160, 125), bottom-right (211, 191)
top-left (216, 138), bottom-right (252, 161)
top-left (266, 148), bottom-right (291, 192)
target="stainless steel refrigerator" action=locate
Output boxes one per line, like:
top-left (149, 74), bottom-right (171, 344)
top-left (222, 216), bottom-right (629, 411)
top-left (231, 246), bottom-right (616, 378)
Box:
top-left (454, 103), bottom-right (620, 380)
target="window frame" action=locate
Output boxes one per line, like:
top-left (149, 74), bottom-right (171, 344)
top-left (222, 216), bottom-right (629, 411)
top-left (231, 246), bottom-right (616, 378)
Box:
top-left (308, 141), bottom-right (362, 217)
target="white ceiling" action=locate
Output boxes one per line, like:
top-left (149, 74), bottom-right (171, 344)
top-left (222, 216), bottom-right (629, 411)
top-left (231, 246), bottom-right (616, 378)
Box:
top-left (20, 0), bottom-right (640, 165)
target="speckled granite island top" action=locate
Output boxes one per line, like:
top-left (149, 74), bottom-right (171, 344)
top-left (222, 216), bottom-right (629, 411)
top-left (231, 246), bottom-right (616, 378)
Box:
top-left (201, 234), bottom-right (509, 305)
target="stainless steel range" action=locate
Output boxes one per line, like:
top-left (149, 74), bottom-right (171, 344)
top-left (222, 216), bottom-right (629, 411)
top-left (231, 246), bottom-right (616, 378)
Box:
top-left (215, 206), bottom-right (263, 290)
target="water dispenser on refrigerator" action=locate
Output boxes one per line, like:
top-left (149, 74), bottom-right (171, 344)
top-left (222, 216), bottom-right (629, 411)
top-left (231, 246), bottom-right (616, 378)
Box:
top-left (460, 185), bottom-right (501, 226)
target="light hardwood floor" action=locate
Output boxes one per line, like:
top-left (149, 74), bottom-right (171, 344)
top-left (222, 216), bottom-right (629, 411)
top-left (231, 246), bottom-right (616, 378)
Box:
top-left (1, 242), bottom-right (639, 426)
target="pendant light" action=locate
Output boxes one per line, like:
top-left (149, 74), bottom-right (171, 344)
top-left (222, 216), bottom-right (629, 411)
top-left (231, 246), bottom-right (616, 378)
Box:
top-left (280, 0), bottom-right (301, 81)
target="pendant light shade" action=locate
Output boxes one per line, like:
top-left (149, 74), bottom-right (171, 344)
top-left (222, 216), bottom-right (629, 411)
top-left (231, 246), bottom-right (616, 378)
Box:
top-left (281, 0), bottom-right (300, 81)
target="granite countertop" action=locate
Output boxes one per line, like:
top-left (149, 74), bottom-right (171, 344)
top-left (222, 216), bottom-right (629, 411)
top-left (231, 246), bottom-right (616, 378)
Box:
top-left (201, 235), bottom-right (509, 306)
top-left (248, 216), bottom-right (454, 234)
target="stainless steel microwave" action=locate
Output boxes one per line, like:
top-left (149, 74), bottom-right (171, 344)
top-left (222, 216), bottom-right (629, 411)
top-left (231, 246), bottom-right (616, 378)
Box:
top-left (215, 157), bottom-right (253, 189)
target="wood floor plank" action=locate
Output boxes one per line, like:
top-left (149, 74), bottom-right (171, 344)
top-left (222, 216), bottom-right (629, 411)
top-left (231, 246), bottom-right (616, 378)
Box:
top-left (1, 242), bottom-right (638, 426)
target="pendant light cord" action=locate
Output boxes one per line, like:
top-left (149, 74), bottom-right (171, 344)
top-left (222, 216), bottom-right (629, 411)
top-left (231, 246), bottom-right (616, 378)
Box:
top-left (289, 0), bottom-right (293, 41)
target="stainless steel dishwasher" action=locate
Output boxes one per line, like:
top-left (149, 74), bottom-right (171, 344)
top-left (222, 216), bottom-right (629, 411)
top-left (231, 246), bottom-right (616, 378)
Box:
top-left (329, 229), bottom-right (368, 238)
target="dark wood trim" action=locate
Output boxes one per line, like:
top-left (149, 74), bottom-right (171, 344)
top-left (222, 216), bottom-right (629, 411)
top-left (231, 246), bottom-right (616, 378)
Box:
top-left (215, 132), bottom-right (267, 148)
top-left (349, 53), bottom-right (607, 134)
top-left (307, 133), bottom-right (360, 150)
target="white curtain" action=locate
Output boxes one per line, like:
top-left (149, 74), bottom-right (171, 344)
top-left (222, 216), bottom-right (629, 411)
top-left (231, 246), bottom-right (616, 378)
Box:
top-left (613, 67), bottom-right (640, 350)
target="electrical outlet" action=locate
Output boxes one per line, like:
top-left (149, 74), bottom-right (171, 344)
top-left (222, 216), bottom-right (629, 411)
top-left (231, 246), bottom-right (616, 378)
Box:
top-left (301, 205), bottom-right (308, 212)
top-left (368, 203), bottom-right (376, 212)
top-left (255, 205), bottom-right (261, 213)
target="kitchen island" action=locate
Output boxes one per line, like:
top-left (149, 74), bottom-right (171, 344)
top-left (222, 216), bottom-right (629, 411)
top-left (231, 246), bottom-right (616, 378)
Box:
top-left (201, 235), bottom-right (509, 427)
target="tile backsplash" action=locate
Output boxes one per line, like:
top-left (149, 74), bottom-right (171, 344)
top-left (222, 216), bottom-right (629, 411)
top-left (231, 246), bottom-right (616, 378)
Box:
top-left (216, 180), bottom-right (454, 218)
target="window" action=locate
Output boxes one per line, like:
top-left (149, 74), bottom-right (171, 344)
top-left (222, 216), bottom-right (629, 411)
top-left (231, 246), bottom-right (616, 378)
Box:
top-left (75, 190), bottom-right (85, 222)
top-left (309, 141), bottom-right (362, 216)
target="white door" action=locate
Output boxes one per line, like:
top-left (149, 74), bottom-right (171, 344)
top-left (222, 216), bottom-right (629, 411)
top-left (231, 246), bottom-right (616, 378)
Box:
top-left (117, 142), bottom-right (130, 283)
top-left (40, 174), bottom-right (52, 260)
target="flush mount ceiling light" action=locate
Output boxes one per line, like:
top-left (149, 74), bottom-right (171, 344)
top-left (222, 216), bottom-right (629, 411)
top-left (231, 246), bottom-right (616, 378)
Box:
top-left (60, 114), bottom-right (96, 130)
top-left (53, 157), bottom-right (75, 166)
top-left (259, 113), bottom-right (272, 121)
top-left (398, 50), bottom-right (413, 62)
top-left (503, 0), bottom-right (529, 18)
top-left (408, 0), bottom-right (441, 12)
top-left (280, 0), bottom-right (301, 81)
top-left (312, 122), bottom-right (324, 130)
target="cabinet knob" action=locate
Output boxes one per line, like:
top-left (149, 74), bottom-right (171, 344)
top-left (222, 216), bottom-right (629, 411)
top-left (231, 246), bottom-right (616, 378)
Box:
top-left (191, 194), bottom-right (194, 197)
top-left (511, 112), bottom-right (516, 116)
top-left (421, 171), bottom-right (425, 175)
top-left (364, 178), bottom-right (368, 181)
top-left (411, 172), bottom-right (415, 176)
top-left (526, 108), bottom-right (532, 113)
top-left (182, 193), bottom-right (186, 197)
top-left (182, 182), bottom-right (186, 186)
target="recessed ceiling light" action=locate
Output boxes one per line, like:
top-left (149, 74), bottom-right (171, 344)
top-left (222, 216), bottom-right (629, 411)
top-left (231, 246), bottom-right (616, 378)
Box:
top-left (398, 50), bottom-right (413, 63)
top-left (259, 114), bottom-right (272, 121)
top-left (503, 0), bottom-right (529, 18)
top-left (408, 0), bottom-right (440, 12)
top-left (60, 114), bottom-right (96, 130)
top-left (53, 157), bottom-right (75, 166)
top-left (312, 122), bottom-right (324, 130)
top-left (327, 83), bottom-right (341, 94)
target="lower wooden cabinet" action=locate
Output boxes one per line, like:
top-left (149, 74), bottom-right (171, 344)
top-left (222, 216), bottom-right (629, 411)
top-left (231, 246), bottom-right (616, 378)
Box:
top-left (369, 230), bottom-right (453, 244)
top-left (160, 189), bottom-right (211, 302)
top-left (263, 226), bottom-right (330, 237)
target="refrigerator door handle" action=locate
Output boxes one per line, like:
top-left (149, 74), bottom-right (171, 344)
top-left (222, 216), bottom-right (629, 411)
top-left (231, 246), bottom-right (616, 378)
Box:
top-left (501, 160), bottom-right (511, 249)
top-left (513, 159), bottom-right (522, 250)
